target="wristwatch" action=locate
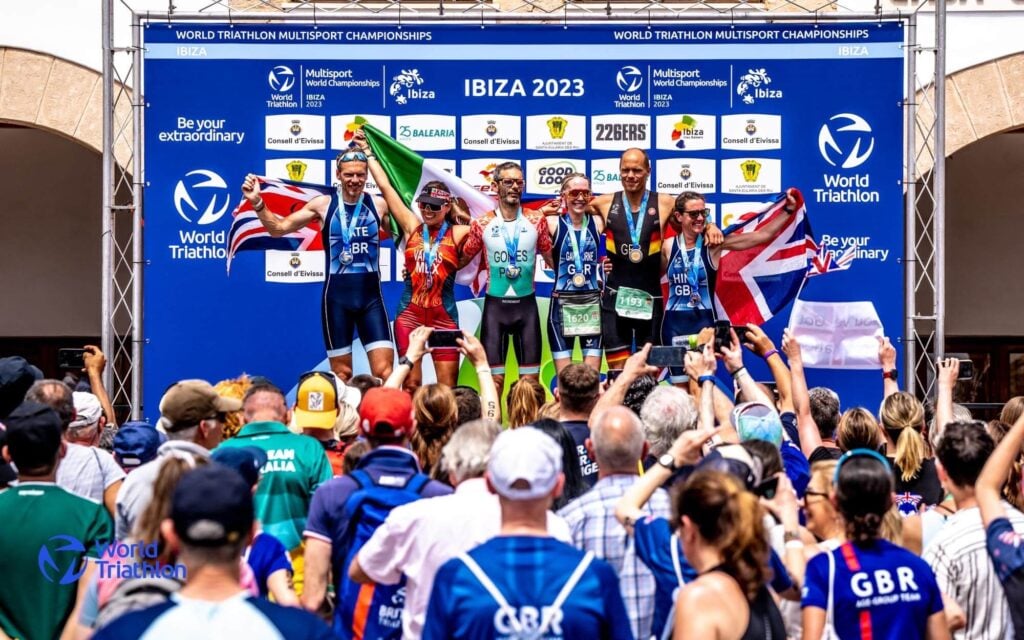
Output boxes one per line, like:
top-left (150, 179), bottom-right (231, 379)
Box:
top-left (882, 369), bottom-right (898, 381)
top-left (657, 454), bottom-right (677, 471)
top-left (398, 355), bottom-right (414, 368)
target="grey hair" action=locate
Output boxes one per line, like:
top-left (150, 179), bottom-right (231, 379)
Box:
top-left (930, 403), bottom-right (975, 450)
top-left (441, 419), bottom-right (501, 483)
top-left (592, 407), bottom-right (645, 471)
top-left (639, 386), bottom-right (698, 457)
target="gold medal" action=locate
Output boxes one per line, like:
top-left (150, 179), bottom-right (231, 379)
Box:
top-left (629, 247), bottom-right (643, 263)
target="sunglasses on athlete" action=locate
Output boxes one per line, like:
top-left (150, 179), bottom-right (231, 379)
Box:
top-left (679, 208), bottom-right (711, 219)
top-left (563, 189), bottom-right (592, 199)
top-left (419, 203), bottom-right (445, 212)
top-left (497, 178), bottom-right (525, 188)
top-left (337, 150), bottom-right (368, 163)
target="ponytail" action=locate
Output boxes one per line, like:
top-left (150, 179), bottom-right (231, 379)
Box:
top-left (894, 426), bottom-right (926, 482)
top-left (675, 471), bottom-right (768, 602)
top-left (507, 378), bottom-right (545, 429)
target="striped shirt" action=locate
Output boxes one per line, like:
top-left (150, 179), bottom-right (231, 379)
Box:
top-left (57, 442), bottom-right (125, 504)
top-left (923, 504), bottom-right (1024, 640)
top-left (557, 475), bottom-right (670, 640)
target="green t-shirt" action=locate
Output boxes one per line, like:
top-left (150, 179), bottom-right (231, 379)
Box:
top-left (0, 482), bottom-right (113, 640)
top-left (216, 422), bottom-right (333, 550)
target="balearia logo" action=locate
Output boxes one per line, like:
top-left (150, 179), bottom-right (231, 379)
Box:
top-left (814, 113), bottom-right (880, 204)
top-left (818, 113), bottom-right (874, 169)
top-left (389, 69), bottom-right (434, 105)
top-left (39, 536), bottom-right (186, 583)
top-left (395, 115), bottom-right (457, 151)
top-left (616, 65), bottom-right (644, 92)
top-left (173, 169), bottom-right (230, 225)
top-left (268, 65), bottom-right (295, 92)
top-left (736, 68), bottom-right (781, 105)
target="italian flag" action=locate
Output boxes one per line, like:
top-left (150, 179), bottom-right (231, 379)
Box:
top-left (361, 119), bottom-right (496, 291)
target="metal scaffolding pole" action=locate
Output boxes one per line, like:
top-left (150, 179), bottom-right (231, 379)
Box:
top-left (132, 20), bottom-right (144, 419)
top-left (904, 12), bottom-right (917, 395)
top-left (101, 0), bottom-right (114, 394)
top-left (934, 0), bottom-right (946, 364)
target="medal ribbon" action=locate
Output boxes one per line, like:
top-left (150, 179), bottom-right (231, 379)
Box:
top-left (336, 189), bottom-right (365, 252)
top-left (565, 214), bottom-right (589, 285)
top-left (421, 220), bottom-right (449, 284)
top-left (500, 208), bottom-right (523, 270)
top-left (680, 233), bottom-right (704, 292)
top-left (623, 190), bottom-right (649, 250)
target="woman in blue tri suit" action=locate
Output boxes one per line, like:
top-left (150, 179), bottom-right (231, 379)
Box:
top-left (544, 173), bottom-right (605, 373)
top-left (801, 449), bottom-right (949, 640)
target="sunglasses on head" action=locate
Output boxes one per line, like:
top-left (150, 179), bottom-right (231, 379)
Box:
top-left (298, 370), bottom-right (337, 386)
top-left (337, 150), bottom-right (367, 164)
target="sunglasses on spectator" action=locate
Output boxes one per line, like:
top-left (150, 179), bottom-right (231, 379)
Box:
top-left (563, 189), bottom-right (591, 199)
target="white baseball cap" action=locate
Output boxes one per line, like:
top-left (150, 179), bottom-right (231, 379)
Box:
top-left (487, 427), bottom-right (562, 501)
top-left (69, 391), bottom-right (103, 428)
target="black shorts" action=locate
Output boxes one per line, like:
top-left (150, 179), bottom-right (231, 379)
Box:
top-left (601, 287), bottom-right (664, 362)
top-left (481, 294), bottom-right (541, 375)
top-left (321, 274), bottom-right (394, 357)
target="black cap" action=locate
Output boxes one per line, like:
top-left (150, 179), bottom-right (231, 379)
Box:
top-left (211, 446), bottom-right (267, 490)
top-left (171, 465), bottom-right (254, 547)
top-left (0, 357), bottom-right (44, 419)
top-left (4, 402), bottom-right (63, 471)
top-left (415, 185), bottom-right (452, 207)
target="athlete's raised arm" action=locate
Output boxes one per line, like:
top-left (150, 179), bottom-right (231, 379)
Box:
top-left (241, 173), bottom-right (323, 236)
top-left (351, 131), bottom-right (415, 238)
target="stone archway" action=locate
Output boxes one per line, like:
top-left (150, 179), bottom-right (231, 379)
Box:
top-left (0, 47), bottom-right (132, 166)
top-left (916, 52), bottom-right (1024, 173)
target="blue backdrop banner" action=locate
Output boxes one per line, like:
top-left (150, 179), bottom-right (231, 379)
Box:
top-left (142, 21), bottom-right (905, 418)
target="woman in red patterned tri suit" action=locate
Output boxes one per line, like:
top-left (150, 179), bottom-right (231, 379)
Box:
top-left (355, 131), bottom-right (471, 391)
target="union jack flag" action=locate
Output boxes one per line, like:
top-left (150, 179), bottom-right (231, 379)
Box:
top-left (225, 177), bottom-right (332, 273)
top-left (807, 240), bottom-right (856, 278)
top-left (714, 189), bottom-right (816, 326)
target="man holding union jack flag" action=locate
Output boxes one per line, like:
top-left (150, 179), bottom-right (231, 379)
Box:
top-left (240, 151), bottom-right (395, 383)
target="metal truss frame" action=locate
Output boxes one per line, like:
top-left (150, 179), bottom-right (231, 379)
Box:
top-left (101, 0), bottom-right (945, 416)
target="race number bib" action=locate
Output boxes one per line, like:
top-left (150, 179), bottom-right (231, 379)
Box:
top-left (614, 286), bottom-right (654, 320)
top-left (562, 301), bottom-right (601, 337)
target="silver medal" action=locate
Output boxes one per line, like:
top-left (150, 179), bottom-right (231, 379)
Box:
top-left (506, 265), bottom-right (521, 279)
top-left (572, 273), bottom-right (586, 288)
top-left (690, 292), bottom-right (702, 307)
top-left (340, 251), bottom-right (354, 265)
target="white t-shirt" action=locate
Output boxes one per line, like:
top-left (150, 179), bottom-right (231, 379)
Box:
top-left (356, 476), bottom-right (571, 639)
top-left (57, 442), bottom-right (125, 504)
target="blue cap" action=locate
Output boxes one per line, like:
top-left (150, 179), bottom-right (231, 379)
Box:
top-left (113, 422), bottom-right (162, 471)
top-left (171, 465), bottom-right (254, 546)
top-left (211, 446), bottom-right (267, 489)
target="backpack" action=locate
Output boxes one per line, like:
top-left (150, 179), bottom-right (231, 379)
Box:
top-left (334, 468), bottom-right (431, 640)
top-left (94, 576), bottom-right (183, 630)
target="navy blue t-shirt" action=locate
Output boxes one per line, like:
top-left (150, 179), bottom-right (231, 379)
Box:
top-left (423, 536), bottom-right (633, 640)
top-left (634, 515), bottom-right (793, 639)
top-left (561, 420), bottom-right (599, 487)
top-left (802, 539), bottom-right (943, 640)
top-left (246, 532), bottom-right (292, 599)
top-left (988, 517), bottom-right (1024, 638)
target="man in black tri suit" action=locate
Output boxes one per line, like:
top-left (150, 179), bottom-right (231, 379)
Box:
top-left (587, 148), bottom-right (722, 369)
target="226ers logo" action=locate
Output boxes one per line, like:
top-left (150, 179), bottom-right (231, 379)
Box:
top-left (595, 123), bottom-right (648, 141)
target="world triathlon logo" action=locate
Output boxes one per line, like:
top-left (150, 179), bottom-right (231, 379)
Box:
top-left (616, 66), bottom-right (643, 93)
top-left (38, 535), bottom-right (89, 585)
top-left (267, 65), bottom-right (295, 92)
top-left (173, 169), bottom-right (231, 225)
top-left (38, 536), bottom-right (187, 582)
top-left (818, 113), bottom-right (875, 169)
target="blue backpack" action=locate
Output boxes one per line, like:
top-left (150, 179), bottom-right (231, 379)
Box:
top-left (334, 468), bottom-right (431, 640)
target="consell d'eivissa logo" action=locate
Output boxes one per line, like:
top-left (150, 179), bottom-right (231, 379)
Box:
top-left (38, 535), bottom-right (187, 583)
